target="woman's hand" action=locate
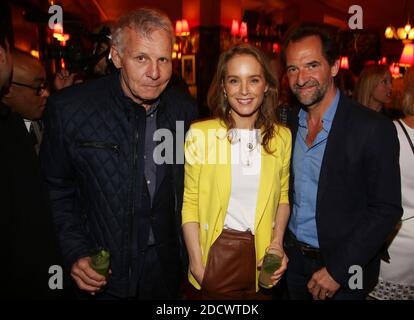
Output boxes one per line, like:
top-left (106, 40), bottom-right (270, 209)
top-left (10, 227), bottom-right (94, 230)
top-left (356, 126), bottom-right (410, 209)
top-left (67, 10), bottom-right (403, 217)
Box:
top-left (183, 222), bottom-right (205, 286)
top-left (270, 248), bottom-right (288, 285)
top-left (190, 264), bottom-right (205, 286)
top-left (257, 243), bottom-right (288, 287)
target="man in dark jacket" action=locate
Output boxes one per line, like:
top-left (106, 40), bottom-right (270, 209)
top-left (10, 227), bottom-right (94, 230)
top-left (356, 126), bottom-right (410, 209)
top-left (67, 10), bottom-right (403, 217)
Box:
top-left (0, 31), bottom-right (61, 299)
top-left (282, 24), bottom-right (402, 300)
top-left (2, 50), bottom-right (50, 154)
top-left (40, 8), bottom-right (198, 299)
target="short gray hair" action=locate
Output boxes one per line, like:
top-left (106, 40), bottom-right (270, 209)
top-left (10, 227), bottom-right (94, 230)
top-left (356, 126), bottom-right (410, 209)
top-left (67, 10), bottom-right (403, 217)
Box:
top-left (111, 8), bottom-right (175, 53)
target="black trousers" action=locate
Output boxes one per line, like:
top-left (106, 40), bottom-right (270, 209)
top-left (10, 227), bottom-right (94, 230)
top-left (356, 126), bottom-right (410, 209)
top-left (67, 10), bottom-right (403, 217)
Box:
top-left (136, 244), bottom-right (178, 300)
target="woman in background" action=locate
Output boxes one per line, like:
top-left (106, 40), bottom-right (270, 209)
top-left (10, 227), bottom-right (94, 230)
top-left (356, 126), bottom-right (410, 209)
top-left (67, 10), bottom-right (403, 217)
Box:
top-left (370, 72), bottom-right (414, 300)
top-left (353, 65), bottom-right (392, 112)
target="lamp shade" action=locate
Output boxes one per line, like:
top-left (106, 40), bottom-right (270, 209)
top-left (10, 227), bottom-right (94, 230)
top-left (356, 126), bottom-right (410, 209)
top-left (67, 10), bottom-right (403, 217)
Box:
top-left (181, 19), bottom-right (189, 36)
top-left (389, 63), bottom-right (400, 77)
top-left (385, 26), bottom-right (396, 39)
top-left (239, 22), bottom-right (248, 38)
top-left (397, 27), bottom-right (407, 40)
top-left (378, 57), bottom-right (387, 65)
top-left (175, 20), bottom-right (182, 36)
top-left (340, 56), bottom-right (349, 69)
top-left (231, 20), bottom-right (239, 36)
top-left (400, 43), bottom-right (414, 67)
top-left (273, 43), bottom-right (280, 54)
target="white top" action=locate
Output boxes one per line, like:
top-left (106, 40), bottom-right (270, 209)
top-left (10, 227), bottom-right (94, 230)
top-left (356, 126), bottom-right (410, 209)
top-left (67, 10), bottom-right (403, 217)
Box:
top-left (24, 119), bottom-right (31, 132)
top-left (396, 120), bottom-right (414, 223)
top-left (224, 129), bottom-right (261, 234)
top-left (371, 120), bottom-right (414, 299)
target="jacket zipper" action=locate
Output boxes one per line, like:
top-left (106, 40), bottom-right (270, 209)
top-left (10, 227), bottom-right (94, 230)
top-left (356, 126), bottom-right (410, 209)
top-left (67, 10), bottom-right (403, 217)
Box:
top-left (79, 141), bottom-right (120, 154)
top-left (128, 111), bottom-right (139, 294)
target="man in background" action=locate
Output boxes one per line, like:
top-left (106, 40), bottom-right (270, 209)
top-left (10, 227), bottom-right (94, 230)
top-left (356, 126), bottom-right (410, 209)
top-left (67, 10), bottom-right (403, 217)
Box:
top-left (0, 32), bottom-right (61, 299)
top-left (2, 50), bottom-right (49, 154)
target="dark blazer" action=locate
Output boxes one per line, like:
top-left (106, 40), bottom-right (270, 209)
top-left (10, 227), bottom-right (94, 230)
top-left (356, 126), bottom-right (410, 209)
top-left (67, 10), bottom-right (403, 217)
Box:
top-left (287, 93), bottom-right (402, 291)
top-left (0, 103), bottom-right (61, 299)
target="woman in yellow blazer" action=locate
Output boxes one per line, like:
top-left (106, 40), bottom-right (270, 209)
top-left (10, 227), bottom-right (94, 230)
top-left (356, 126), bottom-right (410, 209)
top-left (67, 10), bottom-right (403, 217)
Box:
top-left (182, 44), bottom-right (291, 299)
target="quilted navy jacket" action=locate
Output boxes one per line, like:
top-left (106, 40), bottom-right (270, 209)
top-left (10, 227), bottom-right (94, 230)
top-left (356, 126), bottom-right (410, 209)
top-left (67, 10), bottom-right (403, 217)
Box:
top-left (40, 72), bottom-right (198, 297)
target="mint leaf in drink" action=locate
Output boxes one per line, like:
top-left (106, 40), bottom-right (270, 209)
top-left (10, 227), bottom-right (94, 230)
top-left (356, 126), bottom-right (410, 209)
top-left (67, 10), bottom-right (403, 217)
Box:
top-left (91, 249), bottom-right (110, 277)
top-left (263, 254), bottom-right (281, 273)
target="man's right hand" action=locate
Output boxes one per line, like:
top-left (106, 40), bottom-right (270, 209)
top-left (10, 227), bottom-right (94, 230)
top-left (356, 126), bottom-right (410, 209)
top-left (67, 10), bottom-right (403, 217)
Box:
top-left (71, 257), bottom-right (107, 294)
top-left (53, 70), bottom-right (76, 91)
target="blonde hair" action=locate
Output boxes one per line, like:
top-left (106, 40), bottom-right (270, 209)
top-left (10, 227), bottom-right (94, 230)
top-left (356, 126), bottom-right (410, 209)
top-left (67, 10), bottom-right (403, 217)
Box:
top-left (207, 43), bottom-right (280, 154)
top-left (354, 65), bottom-right (390, 107)
top-left (111, 8), bottom-right (175, 54)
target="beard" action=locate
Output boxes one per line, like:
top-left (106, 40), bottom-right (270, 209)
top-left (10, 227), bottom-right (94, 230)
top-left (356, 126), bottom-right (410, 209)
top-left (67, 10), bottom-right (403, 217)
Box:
top-left (293, 80), bottom-right (327, 107)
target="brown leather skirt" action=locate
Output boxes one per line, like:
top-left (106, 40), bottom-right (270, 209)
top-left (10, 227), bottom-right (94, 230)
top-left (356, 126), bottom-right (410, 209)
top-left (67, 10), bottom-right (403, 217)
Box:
top-left (201, 228), bottom-right (269, 300)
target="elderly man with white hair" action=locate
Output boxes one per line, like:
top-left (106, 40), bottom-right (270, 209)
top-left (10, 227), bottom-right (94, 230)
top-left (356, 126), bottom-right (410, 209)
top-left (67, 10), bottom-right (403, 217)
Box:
top-left (40, 8), bottom-right (198, 299)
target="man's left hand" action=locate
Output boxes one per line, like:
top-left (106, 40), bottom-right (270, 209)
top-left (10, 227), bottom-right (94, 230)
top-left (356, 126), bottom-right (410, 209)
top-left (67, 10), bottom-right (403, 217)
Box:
top-left (307, 267), bottom-right (340, 300)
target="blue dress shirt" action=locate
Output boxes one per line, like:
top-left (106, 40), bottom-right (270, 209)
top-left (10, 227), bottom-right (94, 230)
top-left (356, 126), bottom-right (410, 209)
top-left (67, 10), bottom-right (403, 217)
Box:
top-left (288, 90), bottom-right (340, 248)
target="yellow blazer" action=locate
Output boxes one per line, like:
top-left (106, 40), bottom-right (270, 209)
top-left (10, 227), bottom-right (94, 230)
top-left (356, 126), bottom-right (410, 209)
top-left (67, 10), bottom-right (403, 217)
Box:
top-left (182, 118), bottom-right (291, 290)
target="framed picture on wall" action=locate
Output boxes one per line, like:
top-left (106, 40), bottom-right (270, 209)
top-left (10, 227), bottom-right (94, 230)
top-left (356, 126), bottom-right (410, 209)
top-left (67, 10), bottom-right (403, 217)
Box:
top-left (181, 54), bottom-right (196, 84)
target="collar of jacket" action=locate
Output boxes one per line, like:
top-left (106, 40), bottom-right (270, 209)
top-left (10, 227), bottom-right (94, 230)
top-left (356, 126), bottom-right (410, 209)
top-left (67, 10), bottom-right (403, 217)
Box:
top-left (200, 118), bottom-right (280, 235)
top-left (109, 71), bottom-right (161, 116)
top-left (214, 119), bottom-right (229, 140)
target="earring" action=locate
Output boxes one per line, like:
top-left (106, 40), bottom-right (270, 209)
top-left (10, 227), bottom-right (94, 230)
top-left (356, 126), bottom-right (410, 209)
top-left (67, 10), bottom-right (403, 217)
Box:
top-left (223, 91), bottom-right (227, 99)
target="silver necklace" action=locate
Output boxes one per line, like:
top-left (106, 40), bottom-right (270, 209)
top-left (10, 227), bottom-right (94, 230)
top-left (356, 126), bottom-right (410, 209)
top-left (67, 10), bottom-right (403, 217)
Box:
top-left (229, 129), bottom-right (260, 166)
